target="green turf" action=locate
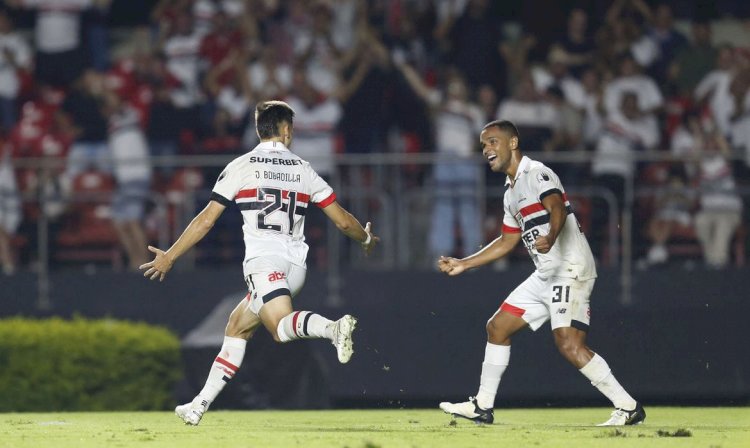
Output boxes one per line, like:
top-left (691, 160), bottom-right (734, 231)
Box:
top-left (1, 407), bottom-right (748, 448)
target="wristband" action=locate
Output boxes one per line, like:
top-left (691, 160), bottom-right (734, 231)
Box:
top-left (362, 233), bottom-right (372, 245)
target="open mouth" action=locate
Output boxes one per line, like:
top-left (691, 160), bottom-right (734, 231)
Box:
top-left (487, 155), bottom-right (497, 163)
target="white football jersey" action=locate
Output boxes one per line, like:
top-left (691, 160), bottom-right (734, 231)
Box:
top-left (211, 141), bottom-right (336, 274)
top-left (501, 156), bottom-right (597, 280)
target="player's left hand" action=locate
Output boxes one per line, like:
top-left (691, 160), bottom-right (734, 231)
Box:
top-left (361, 222), bottom-right (380, 257)
top-left (437, 256), bottom-right (467, 276)
top-left (534, 235), bottom-right (554, 254)
top-left (139, 246), bottom-right (175, 282)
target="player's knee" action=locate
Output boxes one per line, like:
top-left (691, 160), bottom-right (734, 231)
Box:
top-left (486, 318), bottom-right (510, 344)
top-left (555, 337), bottom-right (581, 359)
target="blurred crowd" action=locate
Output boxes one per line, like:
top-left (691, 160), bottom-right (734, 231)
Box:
top-left (0, 0), bottom-right (749, 274)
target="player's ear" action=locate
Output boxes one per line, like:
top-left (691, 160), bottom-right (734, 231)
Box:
top-left (510, 136), bottom-right (518, 150)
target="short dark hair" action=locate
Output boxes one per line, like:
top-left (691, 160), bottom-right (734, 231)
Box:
top-left (483, 120), bottom-right (520, 139)
top-left (255, 100), bottom-right (295, 139)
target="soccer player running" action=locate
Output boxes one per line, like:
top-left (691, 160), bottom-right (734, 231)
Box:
top-left (140, 101), bottom-right (379, 425)
top-left (438, 120), bottom-right (644, 426)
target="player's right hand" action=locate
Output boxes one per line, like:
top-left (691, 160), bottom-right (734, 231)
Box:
top-left (361, 222), bottom-right (380, 257)
top-left (437, 256), bottom-right (466, 276)
top-left (139, 246), bottom-right (175, 282)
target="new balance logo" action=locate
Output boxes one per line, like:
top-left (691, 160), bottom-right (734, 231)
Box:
top-left (557, 308), bottom-right (567, 314)
top-left (268, 272), bottom-right (286, 282)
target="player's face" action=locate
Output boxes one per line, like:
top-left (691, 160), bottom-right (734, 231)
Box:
top-left (480, 126), bottom-right (516, 173)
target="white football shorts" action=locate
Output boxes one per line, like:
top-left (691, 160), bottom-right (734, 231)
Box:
top-left (492, 271), bottom-right (594, 331)
top-left (244, 256), bottom-right (306, 315)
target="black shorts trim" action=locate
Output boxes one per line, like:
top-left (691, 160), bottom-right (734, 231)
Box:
top-left (210, 192), bottom-right (232, 207)
top-left (263, 288), bottom-right (292, 302)
top-left (570, 319), bottom-right (589, 332)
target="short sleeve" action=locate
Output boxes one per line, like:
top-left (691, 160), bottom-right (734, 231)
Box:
top-left (307, 165), bottom-right (336, 208)
top-left (502, 192), bottom-right (521, 234)
top-left (210, 162), bottom-right (243, 206)
top-left (531, 167), bottom-right (563, 202)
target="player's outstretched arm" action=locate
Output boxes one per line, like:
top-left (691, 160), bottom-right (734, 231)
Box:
top-left (321, 201), bottom-right (379, 256)
top-left (438, 231), bottom-right (521, 276)
top-left (140, 200), bottom-right (226, 281)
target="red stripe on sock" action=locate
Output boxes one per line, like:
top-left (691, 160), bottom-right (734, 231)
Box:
top-left (215, 356), bottom-right (239, 372)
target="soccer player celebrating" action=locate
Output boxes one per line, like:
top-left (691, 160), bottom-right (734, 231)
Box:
top-left (437, 120), bottom-right (644, 426)
top-left (140, 101), bottom-right (379, 425)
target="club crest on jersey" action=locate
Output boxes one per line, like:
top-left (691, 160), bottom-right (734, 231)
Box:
top-left (536, 171), bottom-right (551, 183)
top-left (268, 271), bottom-right (286, 282)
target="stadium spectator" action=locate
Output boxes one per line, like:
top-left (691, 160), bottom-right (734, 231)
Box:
top-left (642, 166), bottom-right (693, 266)
top-left (669, 19), bottom-right (717, 98)
top-left (0, 140), bottom-right (20, 274)
top-left (593, 92), bottom-right (659, 208)
top-left (57, 70), bottom-right (111, 194)
top-left (552, 8), bottom-right (594, 79)
top-left (531, 46), bottom-right (587, 111)
top-left (159, 11), bottom-right (204, 122)
top-left (435, 0), bottom-right (504, 93)
top-left (246, 46), bottom-right (293, 102)
top-left (694, 45), bottom-right (740, 137)
top-left (644, 3), bottom-right (688, 84)
top-left (396, 59), bottom-right (484, 259)
top-left (104, 92), bottom-right (152, 270)
top-left (496, 74), bottom-right (560, 152)
top-left (203, 52), bottom-right (253, 150)
top-left (0, 9), bottom-right (31, 134)
top-left (580, 68), bottom-right (605, 150)
top-left (691, 118), bottom-right (743, 268)
top-left (543, 85), bottom-right (585, 179)
top-left (7, 0), bottom-right (91, 87)
top-left (603, 53), bottom-right (664, 121)
top-left (84, 0), bottom-right (113, 71)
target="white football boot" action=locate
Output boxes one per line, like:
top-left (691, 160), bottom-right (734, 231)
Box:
top-left (329, 315), bottom-right (357, 363)
top-left (597, 402), bottom-right (646, 426)
top-left (439, 397), bottom-right (494, 424)
top-left (175, 396), bottom-right (209, 425)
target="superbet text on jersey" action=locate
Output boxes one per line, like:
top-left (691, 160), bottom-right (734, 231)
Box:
top-left (209, 141), bottom-right (336, 276)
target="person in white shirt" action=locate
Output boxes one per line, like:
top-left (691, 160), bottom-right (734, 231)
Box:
top-left (8, 0), bottom-right (91, 86)
top-left (396, 60), bottom-right (485, 260)
top-left (437, 120), bottom-right (644, 427)
top-left (0, 141), bottom-right (20, 275)
top-left (0, 9), bottom-right (31, 133)
top-left (140, 100), bottom-right (379, 425)
top-left (105, 92), bottom-right (152, 270)
top-left (603, 54), bottom-right (663, 120)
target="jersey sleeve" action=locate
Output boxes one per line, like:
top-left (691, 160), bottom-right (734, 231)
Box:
top-left (502, 192), bottom-right (521, 234)
top-left (531, 166), bottom-right (564, 202)
top-left (306, 164), bottom-right (336, 208)
top-left (210, 161), bottom-right (243, 206)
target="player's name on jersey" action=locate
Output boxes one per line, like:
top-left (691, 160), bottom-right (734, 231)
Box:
top-left (257, 170), bottom-right (302, 182)
top-left (248, 156), bottom-right (303, 166)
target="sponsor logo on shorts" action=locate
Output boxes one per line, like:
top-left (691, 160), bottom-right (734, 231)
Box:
top-left (557, 308), bottom-right (567, 314)
top-left (268, 271), bottom-right (286, 282)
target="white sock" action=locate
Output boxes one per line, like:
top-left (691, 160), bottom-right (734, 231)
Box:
top-left (197, 336), bottom-right (247, 404)
top-left (475, 343), bottom-right (510, 410)
top-left (276, 311), bottom-right (334, 342)
top-left (579, 353), bottom-right (637, 410)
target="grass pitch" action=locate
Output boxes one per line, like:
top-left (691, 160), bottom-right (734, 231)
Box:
top-left (1, 407), bottom-right (748, 448)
